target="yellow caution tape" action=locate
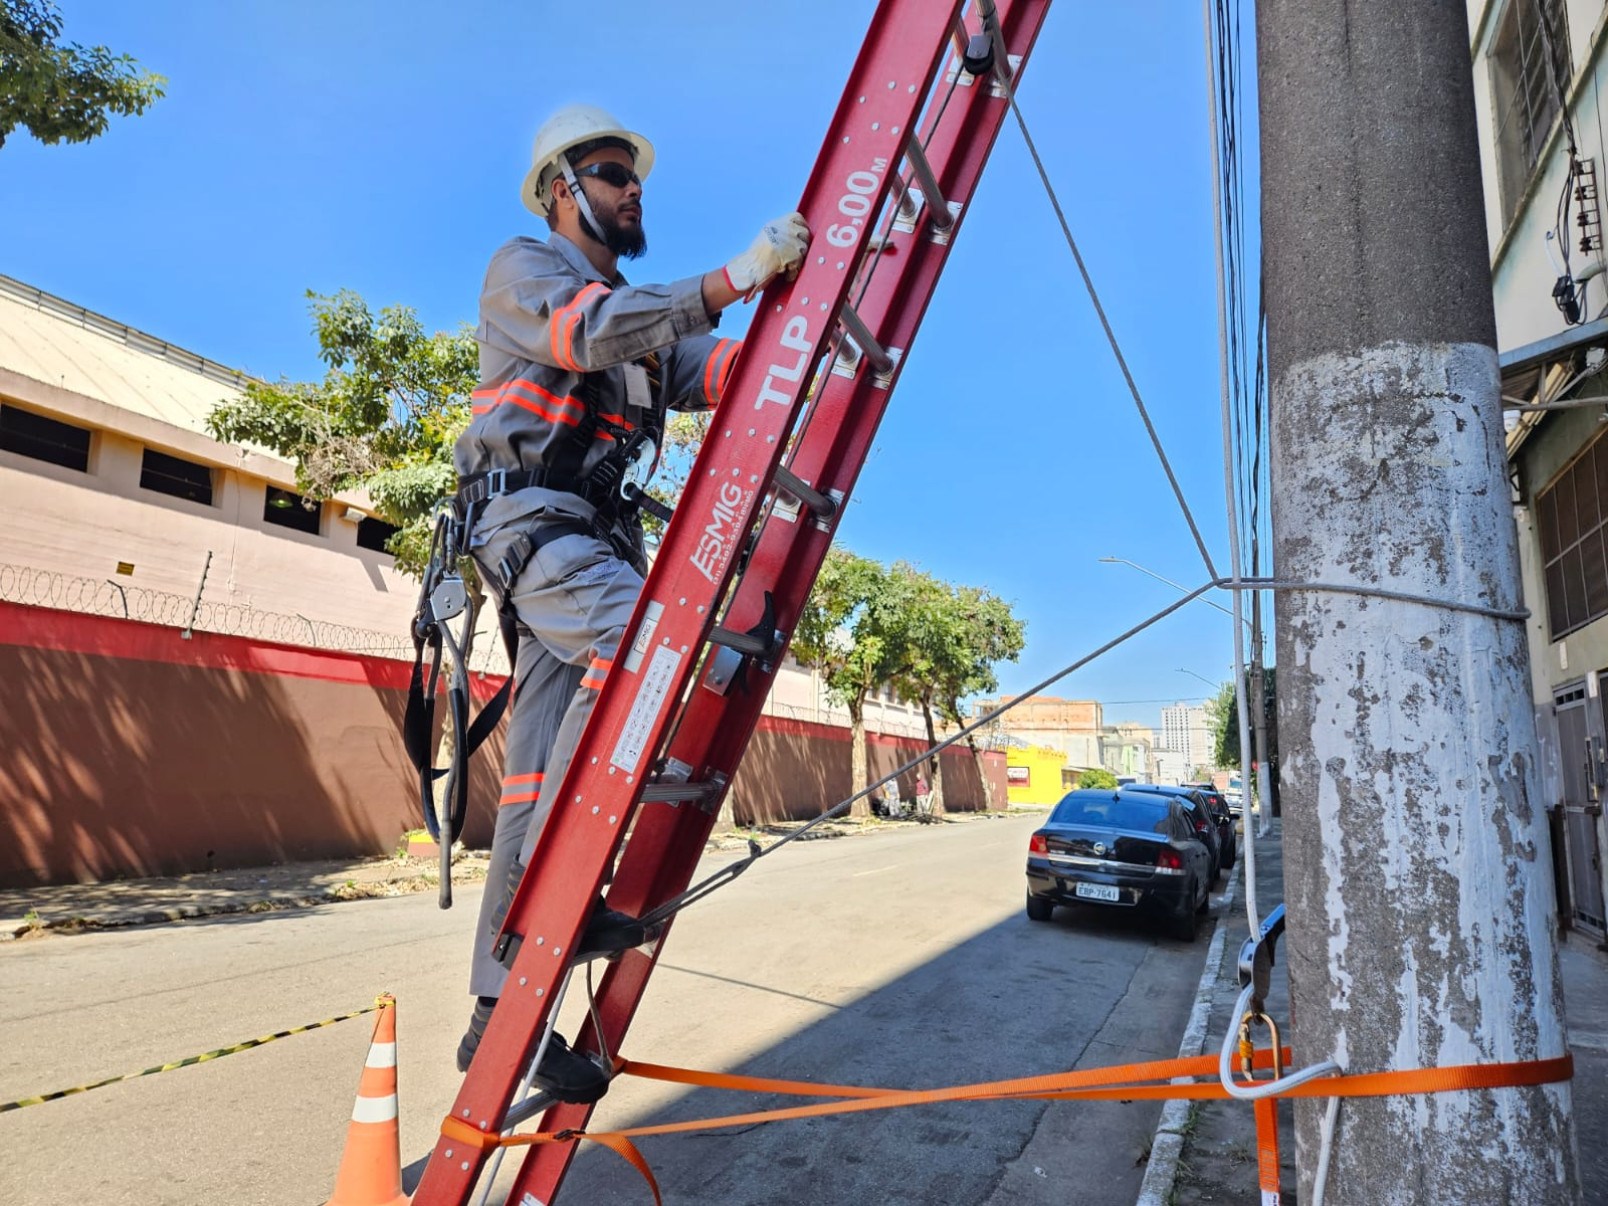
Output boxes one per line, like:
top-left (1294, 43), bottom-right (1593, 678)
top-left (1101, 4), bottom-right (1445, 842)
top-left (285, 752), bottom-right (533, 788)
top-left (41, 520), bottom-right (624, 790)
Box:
top-left (0, 1002), bottom-right (382, 1113)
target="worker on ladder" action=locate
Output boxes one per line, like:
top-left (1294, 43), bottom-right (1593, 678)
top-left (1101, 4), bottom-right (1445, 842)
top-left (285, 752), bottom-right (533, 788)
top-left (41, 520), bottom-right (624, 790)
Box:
top-left (449, 103), bottom-right (810, 1102)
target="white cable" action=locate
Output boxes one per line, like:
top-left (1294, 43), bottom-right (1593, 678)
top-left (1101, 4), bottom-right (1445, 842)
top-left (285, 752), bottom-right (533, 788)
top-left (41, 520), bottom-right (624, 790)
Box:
top-left (1312, 1094), bottom-right (1342, 1206)
top-left (1217, 983), bottom-right (1343, 1100)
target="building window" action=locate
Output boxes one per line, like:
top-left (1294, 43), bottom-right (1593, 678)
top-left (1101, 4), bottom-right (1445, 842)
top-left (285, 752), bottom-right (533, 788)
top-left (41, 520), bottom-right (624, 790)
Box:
top-left (356, 515), bottom-right (399, 553)
top-left (263, 486), bottom-right (322, 535)
top-left (0, 404), bottom-right (91, 471)
top-left (1491, 0), bottom-right (1571, 224)
top-left (140, 448), bottom-right (214, 505)
top-left (1537, 430), bottom-right (1608, 638)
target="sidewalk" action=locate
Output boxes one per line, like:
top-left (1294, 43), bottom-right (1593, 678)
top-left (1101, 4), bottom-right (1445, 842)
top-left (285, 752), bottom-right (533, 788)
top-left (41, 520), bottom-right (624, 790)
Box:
top-left (1155, 818), bottom-right (1608, 1204)
top-left (0, 808), bottom-right (1023, 941)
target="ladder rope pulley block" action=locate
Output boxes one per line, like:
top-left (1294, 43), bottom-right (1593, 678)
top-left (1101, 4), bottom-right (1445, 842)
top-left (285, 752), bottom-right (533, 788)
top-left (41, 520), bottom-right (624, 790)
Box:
top-left (411, 2), bottom-right (1054, 1202)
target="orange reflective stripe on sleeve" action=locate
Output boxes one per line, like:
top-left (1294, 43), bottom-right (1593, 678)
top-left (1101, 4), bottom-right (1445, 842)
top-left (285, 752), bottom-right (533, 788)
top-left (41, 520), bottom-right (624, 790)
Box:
top-left (580, 656), bottom-right (613, 691)
top-left (551, 282), bottom-right (611, 372)
top-left (713, 339), bottom-right (742, 405)
top-left (703, 339), bottom-right (735, 405)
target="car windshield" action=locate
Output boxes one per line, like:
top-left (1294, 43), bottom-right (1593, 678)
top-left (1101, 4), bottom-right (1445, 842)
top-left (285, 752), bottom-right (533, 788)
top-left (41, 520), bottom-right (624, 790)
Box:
top-left (1050, 796), bottom-right (1170, 835)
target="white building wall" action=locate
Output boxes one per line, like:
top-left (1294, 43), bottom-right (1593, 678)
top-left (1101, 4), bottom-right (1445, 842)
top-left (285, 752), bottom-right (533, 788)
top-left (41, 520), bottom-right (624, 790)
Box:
top-left (1476, 2), bottom-right (1608, 350)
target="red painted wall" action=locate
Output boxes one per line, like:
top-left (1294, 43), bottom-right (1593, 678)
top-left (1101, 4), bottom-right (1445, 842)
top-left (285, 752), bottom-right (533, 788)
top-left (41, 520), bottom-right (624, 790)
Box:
top-left (0, 604), bottom-right (1006, 887)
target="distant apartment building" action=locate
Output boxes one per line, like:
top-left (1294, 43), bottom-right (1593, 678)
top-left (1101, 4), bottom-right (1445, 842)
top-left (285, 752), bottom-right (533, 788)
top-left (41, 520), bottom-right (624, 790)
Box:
top-left (1160, 701), bottom-right (1212, 770)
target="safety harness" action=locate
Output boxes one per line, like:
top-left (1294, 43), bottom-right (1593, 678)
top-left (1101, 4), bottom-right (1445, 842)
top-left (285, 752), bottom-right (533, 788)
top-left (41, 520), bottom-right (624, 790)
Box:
top-left (404, 354), bottom-right (671, 907)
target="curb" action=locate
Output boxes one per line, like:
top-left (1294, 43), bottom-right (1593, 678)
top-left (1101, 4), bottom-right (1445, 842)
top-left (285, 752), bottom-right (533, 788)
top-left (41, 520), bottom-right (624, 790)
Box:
top-left (1134, 873), bottom-right (1238, 1206)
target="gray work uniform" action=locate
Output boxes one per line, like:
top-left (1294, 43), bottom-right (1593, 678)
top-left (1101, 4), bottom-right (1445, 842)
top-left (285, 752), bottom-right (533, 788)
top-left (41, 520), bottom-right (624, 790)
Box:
top-left (457, 233), bottom-right (739, 997)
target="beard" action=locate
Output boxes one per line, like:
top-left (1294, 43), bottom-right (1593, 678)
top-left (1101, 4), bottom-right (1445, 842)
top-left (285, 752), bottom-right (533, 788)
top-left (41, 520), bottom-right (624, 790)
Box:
top-left (578, 187), bottom-right (647, 260)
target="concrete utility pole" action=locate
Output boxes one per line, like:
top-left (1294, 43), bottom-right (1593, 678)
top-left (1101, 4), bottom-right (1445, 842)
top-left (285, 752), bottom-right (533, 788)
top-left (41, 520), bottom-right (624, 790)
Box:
top-left (1258, 2), bottom-right (1580, 1202)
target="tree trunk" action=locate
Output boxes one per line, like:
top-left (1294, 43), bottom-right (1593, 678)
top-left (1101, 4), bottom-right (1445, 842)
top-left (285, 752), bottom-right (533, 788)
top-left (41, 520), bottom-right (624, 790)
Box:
top-left (967, 735), bottom-right (995, 810)
top-left (922, 702), bottom-right (945, 816)
top-left (953, 694), bottom-right (997, 810)
top-left (848, 696), bottom-right (869, 817)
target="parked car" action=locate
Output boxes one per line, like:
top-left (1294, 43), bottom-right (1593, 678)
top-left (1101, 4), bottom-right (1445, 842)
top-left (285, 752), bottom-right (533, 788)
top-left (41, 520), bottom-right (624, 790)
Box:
top-left (1025, 789), bottom-right (1214, 940)
top-left (1223, 777), bottom-right (1245, 817)
top-left (1181, 783), bottom-right (1238, 869)
top-left (1125, 783), bottom-right (1229, 880)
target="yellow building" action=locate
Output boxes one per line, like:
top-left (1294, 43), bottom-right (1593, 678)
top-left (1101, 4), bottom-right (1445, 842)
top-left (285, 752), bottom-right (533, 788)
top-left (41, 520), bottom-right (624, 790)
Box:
top-left (1004, 744), bottom-right (1071, 807)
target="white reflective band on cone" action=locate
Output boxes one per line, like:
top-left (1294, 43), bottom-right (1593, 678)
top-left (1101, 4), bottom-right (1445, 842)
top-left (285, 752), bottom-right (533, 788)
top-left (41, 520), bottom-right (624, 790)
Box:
top-left (351, 1094), bottom-right (399, 1124)
top-left (366, 1041), bottom-right (397, 1068)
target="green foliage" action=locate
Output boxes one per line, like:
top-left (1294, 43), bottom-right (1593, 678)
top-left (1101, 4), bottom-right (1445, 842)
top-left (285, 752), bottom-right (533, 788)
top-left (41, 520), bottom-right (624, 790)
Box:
top-left (1077, 767), bottom-right (1119, 791)
top-left (792, 548), bottom-right (895, 717)
top-left (1212, 667), bottom-right (1277, 770)
top-left (0, 1), bottom-right (165, 148)
top-left (207, 289), bottom-right (477, 578)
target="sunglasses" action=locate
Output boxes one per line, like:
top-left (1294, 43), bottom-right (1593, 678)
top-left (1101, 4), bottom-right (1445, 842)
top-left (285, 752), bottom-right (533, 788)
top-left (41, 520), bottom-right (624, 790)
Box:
top-left (572, 162), bottom-right (641, 190)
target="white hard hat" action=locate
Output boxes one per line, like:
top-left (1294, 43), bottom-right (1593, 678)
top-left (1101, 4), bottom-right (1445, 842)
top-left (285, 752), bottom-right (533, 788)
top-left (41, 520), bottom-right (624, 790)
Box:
top-left (522, 104), bottom-right (655, 217)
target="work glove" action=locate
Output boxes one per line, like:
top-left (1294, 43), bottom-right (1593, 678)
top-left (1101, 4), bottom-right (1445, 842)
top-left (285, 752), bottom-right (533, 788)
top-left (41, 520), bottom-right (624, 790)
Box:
top-left (723, 212), bottom-right (811, 298)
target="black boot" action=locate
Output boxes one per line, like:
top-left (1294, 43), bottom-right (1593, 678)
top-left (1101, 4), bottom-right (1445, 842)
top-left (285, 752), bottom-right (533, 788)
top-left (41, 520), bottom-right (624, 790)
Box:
top-left (455, 998), bottom-right (610, 1105)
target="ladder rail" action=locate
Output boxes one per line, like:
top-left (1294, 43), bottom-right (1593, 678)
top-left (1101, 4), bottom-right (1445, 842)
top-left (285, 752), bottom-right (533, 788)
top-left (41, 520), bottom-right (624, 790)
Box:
top-left (502, 0), bottom-right (1055, 1200)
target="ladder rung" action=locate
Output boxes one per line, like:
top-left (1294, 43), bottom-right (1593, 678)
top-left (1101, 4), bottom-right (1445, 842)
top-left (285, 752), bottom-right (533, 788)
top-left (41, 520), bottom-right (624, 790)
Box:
top-left (640, 780), bottom-right (722, 804)
top-left (706, 626), bottom-right (778, 658)
top-left (837, 304), bottom-right (894, 374)
top-left (903, 142), bottom-right (955, 231)
top-left (502, 1089), bottom-right (557, 1129)
top-left (772, 465), bottom-right (838, 519)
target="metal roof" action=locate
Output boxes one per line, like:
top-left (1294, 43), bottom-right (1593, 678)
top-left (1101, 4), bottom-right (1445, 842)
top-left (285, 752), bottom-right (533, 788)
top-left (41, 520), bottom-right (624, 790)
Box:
top-left (0, 273), bottom-right (254, 437)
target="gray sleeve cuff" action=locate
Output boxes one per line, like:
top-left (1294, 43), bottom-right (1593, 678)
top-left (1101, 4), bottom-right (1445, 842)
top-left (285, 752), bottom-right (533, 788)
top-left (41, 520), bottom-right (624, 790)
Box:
top-left (670, 274), bottom-right (714, 340)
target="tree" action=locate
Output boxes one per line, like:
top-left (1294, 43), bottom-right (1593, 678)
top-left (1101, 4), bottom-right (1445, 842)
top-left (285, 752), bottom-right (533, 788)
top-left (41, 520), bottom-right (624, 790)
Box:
top-left (1, 1), bottom-right (165, 149)
top-left (887, 567), bottom-right (1025, 812)
top-left (208, 289), bottom-right (477, 577)
top-left (792, 549), bottom-right (903, 815)
top-left (1212, 666), bottom-right (1278, 773)
top-left (1205, 678), bottom-right (1236, 767)
top-left (1077, 767), bottom-right (1118, 791)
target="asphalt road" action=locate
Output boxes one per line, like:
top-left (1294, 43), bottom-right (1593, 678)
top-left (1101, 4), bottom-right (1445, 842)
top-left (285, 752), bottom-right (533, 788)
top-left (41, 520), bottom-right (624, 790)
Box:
top-left (0, 814), bottom-right (1210, 1205)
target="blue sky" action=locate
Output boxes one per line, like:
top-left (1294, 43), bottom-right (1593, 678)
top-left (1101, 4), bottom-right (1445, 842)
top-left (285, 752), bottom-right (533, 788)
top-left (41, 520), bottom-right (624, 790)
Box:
top-left (1, 0), bottom-right (1253, 731)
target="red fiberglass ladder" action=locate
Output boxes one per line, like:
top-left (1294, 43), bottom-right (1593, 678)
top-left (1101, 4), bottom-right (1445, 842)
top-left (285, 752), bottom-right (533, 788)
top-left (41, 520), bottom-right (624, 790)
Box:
top-left (412, 1), bottom-right (1053, 1201)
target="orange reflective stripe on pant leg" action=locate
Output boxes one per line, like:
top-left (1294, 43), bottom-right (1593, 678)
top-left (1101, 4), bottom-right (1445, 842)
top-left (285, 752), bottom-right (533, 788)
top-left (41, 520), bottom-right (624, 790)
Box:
top-left (500, 772), bottom-right (544, 806)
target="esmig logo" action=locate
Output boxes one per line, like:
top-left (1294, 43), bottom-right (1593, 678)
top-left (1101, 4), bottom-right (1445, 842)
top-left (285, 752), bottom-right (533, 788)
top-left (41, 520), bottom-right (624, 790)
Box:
top-left (690, 480), bottom-right (751, 584)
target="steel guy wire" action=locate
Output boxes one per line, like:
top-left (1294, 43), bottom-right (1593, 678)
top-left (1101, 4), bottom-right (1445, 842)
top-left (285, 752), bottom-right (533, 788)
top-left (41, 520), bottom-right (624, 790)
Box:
top-left (637, 582), bottom-right (1220, 930)
top-left (973, 0), bottom-right (1219, 584)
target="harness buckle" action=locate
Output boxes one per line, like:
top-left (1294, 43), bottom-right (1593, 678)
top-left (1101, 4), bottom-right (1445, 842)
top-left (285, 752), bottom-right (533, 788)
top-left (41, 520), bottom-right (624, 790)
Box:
top-left (484, 467), bottom-right (510, 498)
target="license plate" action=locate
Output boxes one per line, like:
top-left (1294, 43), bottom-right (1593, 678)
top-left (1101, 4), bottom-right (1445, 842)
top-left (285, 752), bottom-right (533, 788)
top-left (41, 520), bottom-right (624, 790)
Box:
top-left (1075, 883), bottom-right (1120, 903)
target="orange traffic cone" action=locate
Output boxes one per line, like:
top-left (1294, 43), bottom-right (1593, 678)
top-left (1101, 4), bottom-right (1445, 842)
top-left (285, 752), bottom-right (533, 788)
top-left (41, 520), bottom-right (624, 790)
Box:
top-left (325, 994), bottom-right (409, 1206)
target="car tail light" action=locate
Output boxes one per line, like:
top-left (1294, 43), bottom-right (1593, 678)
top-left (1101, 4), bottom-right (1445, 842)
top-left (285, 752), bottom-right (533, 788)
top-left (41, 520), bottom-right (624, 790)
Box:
top-left (1157, 847), bottom-right (1184, 871)
top-left (1194, 819), bottom-right (1209, 834)
top-left (1029, 833), bottom-right (1048, 855)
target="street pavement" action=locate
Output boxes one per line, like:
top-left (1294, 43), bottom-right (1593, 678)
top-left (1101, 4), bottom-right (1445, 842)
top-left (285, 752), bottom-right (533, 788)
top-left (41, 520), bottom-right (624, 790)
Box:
top-left (0, 813), bottom-right (1223, 1205)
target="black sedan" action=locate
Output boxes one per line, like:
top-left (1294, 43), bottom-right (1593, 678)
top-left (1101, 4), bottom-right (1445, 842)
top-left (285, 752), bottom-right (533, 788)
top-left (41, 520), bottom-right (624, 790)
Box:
top-left (1026, 789), bottom-right (1214, 940)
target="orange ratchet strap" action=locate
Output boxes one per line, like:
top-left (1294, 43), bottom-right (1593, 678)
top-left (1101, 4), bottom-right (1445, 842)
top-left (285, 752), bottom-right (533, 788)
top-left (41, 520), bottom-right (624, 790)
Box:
top-left (437, 1050), bottom-right (1574, 1206)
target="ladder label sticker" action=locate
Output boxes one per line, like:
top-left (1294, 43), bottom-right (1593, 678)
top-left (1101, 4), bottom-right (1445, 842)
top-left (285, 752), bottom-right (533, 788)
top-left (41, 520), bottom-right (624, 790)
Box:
top-left (612, 644), bottom-right (682, 773)
top-left (624, 599), bottom-right (665, 675)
